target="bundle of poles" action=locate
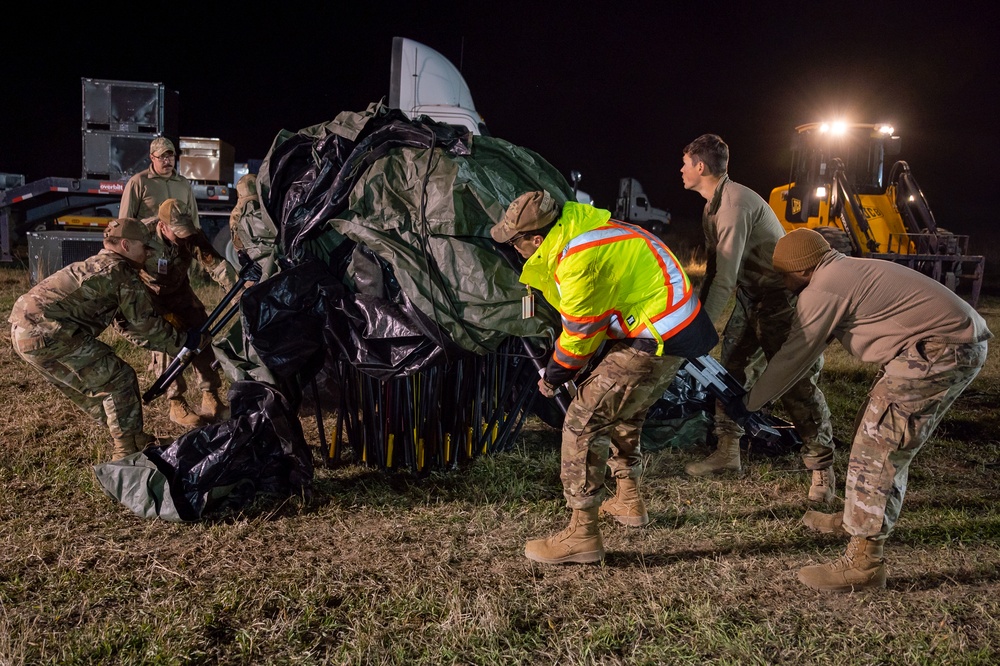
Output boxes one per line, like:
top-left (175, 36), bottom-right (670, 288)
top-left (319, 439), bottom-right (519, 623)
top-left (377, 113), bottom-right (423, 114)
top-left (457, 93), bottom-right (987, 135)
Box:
top-left (321, 336), bottom-right (553, 474)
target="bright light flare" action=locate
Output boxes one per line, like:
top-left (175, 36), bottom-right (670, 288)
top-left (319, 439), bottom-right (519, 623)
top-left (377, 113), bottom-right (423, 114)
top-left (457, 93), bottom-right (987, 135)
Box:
top-left (818, 121), bottom-right (848, 135)
top-left (878, 124), bottom-right (895, 135)
top-left (815, 186), bottom-right (828, 198)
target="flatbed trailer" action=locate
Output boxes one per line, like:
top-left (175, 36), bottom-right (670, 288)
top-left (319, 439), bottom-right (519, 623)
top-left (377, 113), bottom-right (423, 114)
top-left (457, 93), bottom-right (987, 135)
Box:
top-left (1, 175), bottom-right (231, 277)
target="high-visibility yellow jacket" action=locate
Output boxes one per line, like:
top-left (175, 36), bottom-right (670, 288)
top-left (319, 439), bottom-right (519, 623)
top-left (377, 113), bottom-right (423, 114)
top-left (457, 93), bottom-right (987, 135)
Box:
top-left (519, 202), bottom-right (700, 375)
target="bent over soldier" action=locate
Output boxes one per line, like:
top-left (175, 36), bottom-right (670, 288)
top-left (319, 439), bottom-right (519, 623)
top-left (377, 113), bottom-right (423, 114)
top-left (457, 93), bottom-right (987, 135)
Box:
top-left (137, 198), bottom-right (237, 427)
top-left (9, 218), bottom-right (190, 461)
top-left (743, 228), bottom-right (991, 592)
top-left (491, 191), bottom-right (718, 565)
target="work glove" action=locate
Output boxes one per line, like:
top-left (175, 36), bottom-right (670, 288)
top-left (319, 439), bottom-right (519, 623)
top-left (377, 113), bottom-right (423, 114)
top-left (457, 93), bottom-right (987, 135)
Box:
top-left (184, 328), bottom-right (211, 353)
top-left (723, 396), bottom-right (752, 427)
top-left (725, 398), bottom-right (783, 445)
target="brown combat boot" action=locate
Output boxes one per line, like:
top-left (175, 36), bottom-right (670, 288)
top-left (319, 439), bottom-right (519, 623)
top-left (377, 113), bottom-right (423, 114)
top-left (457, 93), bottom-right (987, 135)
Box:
top-left (798, 536), bottom-right (886, 592)
top-left (808, 467), bottom-right (836, 503)
top-left (200, 390), bottom-right (230, 421)
top-left (802, 510), bottom-right (846, 535)
top-left (169, 398), bottom-right (206, 428)
top-left (135, 432), bottom-right (167, 451)
top-left (524, 507), bottom-right (605, 564)
top-left (599, 477), bottom-right (650, 526)
top-left (685, 435), bottom-right (742, 476)
top-left (110, 434), bottom-right (139, 461)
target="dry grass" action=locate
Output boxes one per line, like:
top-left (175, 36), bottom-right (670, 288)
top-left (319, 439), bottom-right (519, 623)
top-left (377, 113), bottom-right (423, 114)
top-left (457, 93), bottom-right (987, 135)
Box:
top-left (2, 261), bottom-right (1000, 665)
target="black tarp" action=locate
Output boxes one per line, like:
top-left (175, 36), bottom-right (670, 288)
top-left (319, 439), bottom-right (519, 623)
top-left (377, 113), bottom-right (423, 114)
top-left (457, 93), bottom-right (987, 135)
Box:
top-left (94, 382), bottom-right (313, 521)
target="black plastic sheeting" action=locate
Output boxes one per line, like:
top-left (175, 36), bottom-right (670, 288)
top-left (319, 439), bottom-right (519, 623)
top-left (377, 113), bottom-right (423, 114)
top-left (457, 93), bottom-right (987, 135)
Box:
top-left (94, 381), bottom-right (313, 522)
top-left (264, 108), bottom-right (475, 258)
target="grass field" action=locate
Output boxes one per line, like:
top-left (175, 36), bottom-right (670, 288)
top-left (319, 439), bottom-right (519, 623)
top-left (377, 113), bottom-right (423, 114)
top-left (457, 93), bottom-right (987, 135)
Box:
top-left (1, 260), bottom-right (999, 665)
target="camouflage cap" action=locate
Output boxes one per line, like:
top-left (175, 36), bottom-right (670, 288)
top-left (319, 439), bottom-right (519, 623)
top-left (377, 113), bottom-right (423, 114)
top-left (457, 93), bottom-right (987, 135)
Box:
top-left (104, 218), bottom-right (150, 243)
top-left (150, 136), bottom-right (175, 157)
top-left (158, 198), bottom-right (197, 238)
top-left (490, 191), bottom-right (560, 243)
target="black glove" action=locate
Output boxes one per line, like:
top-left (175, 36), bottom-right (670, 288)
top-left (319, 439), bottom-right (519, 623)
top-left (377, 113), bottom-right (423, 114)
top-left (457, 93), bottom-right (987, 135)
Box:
top-left (723, 397), bottom-right (752, 427)
top-left (184, 328), bottom-right (204, 351)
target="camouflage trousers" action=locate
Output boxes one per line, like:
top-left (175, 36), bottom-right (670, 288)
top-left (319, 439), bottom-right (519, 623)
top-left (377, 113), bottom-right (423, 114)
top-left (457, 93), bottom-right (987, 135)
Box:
top-left (147, 287), bottom-right (219, 400)
top-left (561, 342), bottom-right (684, 509)
top-left (10, 325), bottom-right (144, 440)
top-left (717, 287), bottom-right (834, 468)
top-left (843, 339), bottom-right (988, 540)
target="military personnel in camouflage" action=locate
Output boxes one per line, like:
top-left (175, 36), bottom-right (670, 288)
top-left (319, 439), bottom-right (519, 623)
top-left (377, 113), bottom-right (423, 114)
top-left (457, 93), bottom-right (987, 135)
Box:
top-left (120, 137), bottom-right (200, 228)
top-left (491, 191), bottom-right (718, 565)
top-left (680, 134), bottom-right (836, 503)
top-left (740, 228), bottom-right (991, 592)
top-left (136, 198), bottom-right (238, 427)
top-left (8, 218), bottom-right (195, 461)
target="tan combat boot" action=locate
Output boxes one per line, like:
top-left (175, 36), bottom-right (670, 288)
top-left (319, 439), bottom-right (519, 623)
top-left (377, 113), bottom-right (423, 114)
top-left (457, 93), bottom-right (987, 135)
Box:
top-left (808, 467), bottom-right (836, 503)
top-left (599, 477), bottom-right (650, 526)
top-left (134, 432), bottom-right (163, 450)
top-left (110, 434), bottom-right (139, 462)
top-left (169, 398), bottom-right (206, 428)
top-left (802, 510), bottom-right (846, 535)
top-left (685, 435), bottom-right (742, 477)
top-left (524, 507), bottom-right (605, 564)
top-left (798, 536), bottom-right (886, 592)
top-left (200, 390), bottom-right (230, 422)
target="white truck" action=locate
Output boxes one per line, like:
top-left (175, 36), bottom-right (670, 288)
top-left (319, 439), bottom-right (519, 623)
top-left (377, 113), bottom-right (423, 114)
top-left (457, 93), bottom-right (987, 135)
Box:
top-left (388, 36), bottom-right (669, 231)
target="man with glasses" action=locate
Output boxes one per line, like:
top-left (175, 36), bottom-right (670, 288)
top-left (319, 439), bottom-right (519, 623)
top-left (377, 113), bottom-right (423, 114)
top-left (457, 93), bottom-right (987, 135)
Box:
top-left (492, 191), bottom-right (718, 564)
top-left (120, 137), bottom-right (200, 229)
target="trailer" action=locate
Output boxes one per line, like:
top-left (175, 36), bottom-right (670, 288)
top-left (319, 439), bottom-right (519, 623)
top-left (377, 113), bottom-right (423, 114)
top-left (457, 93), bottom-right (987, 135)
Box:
top-left (0, 77), bottom-right (238, 282)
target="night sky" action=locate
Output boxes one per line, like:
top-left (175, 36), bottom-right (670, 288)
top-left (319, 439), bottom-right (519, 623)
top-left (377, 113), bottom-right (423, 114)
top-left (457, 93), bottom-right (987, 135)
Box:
top-left (3, 1), bottom-right (997, 237)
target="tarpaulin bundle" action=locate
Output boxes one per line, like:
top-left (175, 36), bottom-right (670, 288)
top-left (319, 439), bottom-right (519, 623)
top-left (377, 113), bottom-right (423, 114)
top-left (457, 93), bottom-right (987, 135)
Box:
top-left (246, 101), bottom-right (568, 359)
top-left (94, 382), bottom-right (313, 521)
top-left (209, 103), bottom-right (580, 471)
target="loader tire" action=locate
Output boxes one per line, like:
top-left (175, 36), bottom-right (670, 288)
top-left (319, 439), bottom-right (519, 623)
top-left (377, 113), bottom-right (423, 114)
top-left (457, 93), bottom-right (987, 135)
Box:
top-left (814, 226), bottom-right (854, 256)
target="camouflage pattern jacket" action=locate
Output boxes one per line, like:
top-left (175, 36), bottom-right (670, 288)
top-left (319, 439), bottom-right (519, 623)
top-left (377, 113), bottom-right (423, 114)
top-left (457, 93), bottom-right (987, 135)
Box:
top-left (140, 219), bottom-right (237, 297)
top-left (9, 249), bottom-right (184, 355)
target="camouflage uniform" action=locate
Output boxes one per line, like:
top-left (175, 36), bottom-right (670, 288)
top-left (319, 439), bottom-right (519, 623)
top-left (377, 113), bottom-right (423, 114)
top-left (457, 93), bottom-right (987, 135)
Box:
top-left (746, 249), bottom-right (993, 543)
top-left (717, 287), bottom-right (834, 467)
top-left (562, 342), bottom-right (685, 509)
top-left (9, 249), bottom-right (183, 440)
top-left (137, 216), bottom-right (237, 400)
top-left (700, 176), bottom-right (834, 468)
top-left (845, 339), bottom-right (987, 539)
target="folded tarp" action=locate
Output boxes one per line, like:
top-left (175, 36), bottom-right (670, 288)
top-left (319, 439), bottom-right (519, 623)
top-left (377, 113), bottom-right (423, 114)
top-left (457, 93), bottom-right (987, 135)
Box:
top-left (94, 381), bottom-right (313, 522)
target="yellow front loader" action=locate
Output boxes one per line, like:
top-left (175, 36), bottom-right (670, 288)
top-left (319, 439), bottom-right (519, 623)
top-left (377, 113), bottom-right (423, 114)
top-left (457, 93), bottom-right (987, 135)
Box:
top-left (769, 122), bottom-right (984, 306)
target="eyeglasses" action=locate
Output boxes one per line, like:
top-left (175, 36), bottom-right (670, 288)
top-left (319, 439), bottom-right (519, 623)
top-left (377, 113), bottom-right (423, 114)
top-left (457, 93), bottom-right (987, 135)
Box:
top-left (506, 233), bottom-right (529, 246)
top-left (151, 153), bottom-right (175, 162)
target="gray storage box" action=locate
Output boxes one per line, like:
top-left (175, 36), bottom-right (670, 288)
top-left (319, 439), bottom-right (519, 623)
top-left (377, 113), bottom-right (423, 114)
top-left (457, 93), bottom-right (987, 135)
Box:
top-left (27, 230), bottom-right (105, 285)
top-left (81, 78), bottom-right (179, 135)
top-left (179, 137), bottom-right (235, 184)
top-left (82, 130), bottom-right (157, 180)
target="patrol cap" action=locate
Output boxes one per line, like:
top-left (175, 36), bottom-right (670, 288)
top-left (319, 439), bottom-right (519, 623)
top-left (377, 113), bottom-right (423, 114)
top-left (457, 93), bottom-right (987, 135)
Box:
top-left (158, 198), bottom-right (197, 238)
top-left (772, 228), bottom-right (832, 272)
top-left (150, 136), bottom-right (175, 157)
top-left (104, 218), bottom-right (150, 243)
top-left (490, 191), bottom-right (560, 243)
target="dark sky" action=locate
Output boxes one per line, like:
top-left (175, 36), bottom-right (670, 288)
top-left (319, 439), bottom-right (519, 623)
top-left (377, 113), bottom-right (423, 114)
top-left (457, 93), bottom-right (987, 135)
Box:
top-left (3, 1), bottom-right (997, 234)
